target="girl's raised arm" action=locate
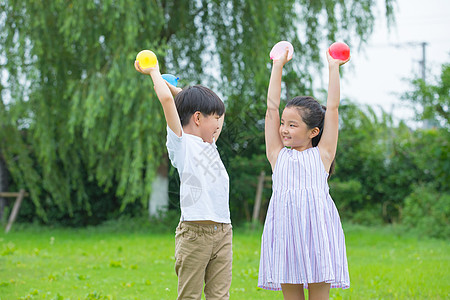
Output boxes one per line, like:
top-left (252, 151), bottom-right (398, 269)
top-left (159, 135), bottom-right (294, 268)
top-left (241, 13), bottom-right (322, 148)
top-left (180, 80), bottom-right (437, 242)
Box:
top-left (265, 49), bottom-right (291, 170)
top-left (318, 51), bottom-right (349, 171)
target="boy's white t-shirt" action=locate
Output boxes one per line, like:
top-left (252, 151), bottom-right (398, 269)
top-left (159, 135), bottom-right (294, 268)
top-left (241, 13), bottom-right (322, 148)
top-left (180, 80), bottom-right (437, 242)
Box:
top-left (166, 126), bottom-right (231, 223)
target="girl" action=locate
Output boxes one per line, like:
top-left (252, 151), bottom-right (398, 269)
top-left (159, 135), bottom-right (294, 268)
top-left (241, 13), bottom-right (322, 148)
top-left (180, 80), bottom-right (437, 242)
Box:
top-left (258, 48), bottom-right (350, 300)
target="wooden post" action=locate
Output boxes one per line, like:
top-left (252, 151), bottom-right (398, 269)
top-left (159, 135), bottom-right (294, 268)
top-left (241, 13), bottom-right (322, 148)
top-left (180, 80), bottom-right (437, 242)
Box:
top-left (5, 189), bottom-right (25, 233)
top-left (252, 171), bottom-right (266, 225)
top-left (0, 196), bottom-right (5, 224)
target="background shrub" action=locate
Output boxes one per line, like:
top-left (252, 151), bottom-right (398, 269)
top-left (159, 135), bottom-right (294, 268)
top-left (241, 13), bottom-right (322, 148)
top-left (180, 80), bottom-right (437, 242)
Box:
top-left (402, 184), bottom-right (450, 239)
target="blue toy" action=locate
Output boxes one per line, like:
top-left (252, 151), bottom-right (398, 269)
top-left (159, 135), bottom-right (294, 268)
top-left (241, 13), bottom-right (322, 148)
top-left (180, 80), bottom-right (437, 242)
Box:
top-left (161, 74), bottom-right (180, 87)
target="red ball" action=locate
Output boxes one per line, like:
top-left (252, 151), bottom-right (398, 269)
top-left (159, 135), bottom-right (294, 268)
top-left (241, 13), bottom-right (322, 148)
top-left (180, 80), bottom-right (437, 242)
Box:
top-left (328, 42), bottom-right (350, 60)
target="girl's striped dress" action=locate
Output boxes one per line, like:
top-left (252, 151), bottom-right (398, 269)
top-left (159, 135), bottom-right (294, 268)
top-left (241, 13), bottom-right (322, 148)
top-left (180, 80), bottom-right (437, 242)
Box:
top-left (258, 147), bottom-right (350, 290)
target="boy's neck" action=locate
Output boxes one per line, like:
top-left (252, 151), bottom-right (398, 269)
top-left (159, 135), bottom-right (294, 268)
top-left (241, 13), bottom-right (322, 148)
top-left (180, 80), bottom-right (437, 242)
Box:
top-left (183, 123), bottom-right (199, 137)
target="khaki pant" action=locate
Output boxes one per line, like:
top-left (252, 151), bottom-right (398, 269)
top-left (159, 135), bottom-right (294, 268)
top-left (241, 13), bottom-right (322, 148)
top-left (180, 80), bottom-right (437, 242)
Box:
top-left (175, 221), bottom-right (233, 300)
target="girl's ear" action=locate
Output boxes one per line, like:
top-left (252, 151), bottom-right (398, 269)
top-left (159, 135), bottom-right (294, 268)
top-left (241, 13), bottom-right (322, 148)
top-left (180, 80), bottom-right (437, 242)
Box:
top-left (193, 111), bottom-right (201, 126)
top-left (310, 127), bottom-right (320, 139)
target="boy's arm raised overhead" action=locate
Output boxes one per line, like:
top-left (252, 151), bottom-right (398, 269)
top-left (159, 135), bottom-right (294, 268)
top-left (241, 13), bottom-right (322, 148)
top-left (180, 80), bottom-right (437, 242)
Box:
top-left (135, 60), bottom-right (182, 137)
top-left (318, 51), bottom-right (349, 171)
top-left (165, 81), bottom-right (183, 98)
top-left (265, 49), bottom-right (291, 170)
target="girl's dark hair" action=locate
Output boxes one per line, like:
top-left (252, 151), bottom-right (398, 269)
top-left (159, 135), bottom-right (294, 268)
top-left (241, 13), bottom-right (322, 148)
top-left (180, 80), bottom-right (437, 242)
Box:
top-left (174, 85), bottom-right (225, 126)
top-left (285, 96), bottom-right (335, 177)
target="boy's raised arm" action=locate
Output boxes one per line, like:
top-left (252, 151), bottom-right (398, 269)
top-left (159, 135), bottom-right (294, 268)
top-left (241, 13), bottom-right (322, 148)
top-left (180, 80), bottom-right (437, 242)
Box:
top-left (166, 81), bottom-right (183, 98)
top-left (135, 61), bottom-right (182, 137)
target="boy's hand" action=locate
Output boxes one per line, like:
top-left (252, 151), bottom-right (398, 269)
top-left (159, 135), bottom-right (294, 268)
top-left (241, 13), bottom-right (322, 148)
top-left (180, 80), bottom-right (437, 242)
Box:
top-left (273, 48), bottom-right (292, 67)
top-left (165, 81), bottom-right (183, 97)
top-left (134, 60), bottom-right (159, 75)
top-left (326, 50), bottom-right (350, 67)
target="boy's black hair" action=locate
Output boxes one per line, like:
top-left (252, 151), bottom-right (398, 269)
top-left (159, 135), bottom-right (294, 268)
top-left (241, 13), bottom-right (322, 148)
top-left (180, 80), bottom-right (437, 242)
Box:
top-left (285, 96), bottom-right (335, 177)
top-left (174, 85), bottom-right (225, 126)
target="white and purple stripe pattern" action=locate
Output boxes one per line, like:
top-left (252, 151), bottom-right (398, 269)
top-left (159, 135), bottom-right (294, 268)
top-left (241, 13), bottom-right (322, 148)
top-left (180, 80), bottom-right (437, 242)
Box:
top-left (258, 147), bottom-right (350, 290)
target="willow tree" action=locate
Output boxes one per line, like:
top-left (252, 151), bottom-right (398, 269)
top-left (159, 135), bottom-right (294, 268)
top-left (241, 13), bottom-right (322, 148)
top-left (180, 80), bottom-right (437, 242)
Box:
top-left (0, 0), bottom-right (395, 224)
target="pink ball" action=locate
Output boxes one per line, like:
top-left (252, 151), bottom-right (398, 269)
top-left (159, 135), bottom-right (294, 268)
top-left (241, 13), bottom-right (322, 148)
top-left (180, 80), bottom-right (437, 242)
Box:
top-left (328, 42), bottom-right (350, 60)
top-left (270, 41), bottom-right (294, 60)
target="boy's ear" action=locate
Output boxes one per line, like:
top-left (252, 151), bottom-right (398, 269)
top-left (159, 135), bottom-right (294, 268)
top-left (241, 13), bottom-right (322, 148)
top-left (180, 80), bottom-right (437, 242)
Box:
top-left (193, 111), bottom-right (201, 126)
top-left (310, 127), bottom-right (320, 139)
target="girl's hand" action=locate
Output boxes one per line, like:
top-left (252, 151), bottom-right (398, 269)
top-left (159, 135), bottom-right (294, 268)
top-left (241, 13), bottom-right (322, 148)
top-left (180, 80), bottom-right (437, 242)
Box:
top-left (273, 48), bottom-right (292, 67)
top-left (326, 50), bottom-right (350, 67)
top-left (134, 60), bottom-right (159, 75)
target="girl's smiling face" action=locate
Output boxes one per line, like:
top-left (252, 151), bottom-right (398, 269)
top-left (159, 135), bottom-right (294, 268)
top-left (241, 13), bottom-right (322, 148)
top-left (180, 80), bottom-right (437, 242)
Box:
top-left (279, 107), bottom-right (318, 150)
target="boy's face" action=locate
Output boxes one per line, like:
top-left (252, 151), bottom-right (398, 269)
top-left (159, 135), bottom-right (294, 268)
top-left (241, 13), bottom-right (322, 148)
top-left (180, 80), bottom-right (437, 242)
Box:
top-left (198, 113), bottom-right (222, 143)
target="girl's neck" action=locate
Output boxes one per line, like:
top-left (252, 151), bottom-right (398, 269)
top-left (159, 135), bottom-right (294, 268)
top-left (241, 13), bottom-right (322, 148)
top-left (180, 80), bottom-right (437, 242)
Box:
top-left (291, 141), bottom-right (313, 152)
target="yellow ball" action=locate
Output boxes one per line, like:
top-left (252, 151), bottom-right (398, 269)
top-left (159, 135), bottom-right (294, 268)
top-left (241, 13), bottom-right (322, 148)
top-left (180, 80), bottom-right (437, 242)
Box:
top-left (136, 50), bottom-right (157, 69)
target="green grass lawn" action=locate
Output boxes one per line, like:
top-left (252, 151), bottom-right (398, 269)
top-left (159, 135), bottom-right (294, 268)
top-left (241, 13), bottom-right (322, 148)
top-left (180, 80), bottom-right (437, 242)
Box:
top-left (0, 223), bottom-right (449, 299)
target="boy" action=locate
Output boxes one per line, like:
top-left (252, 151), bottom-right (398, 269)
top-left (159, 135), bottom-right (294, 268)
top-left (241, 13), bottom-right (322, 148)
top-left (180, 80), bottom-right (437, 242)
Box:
top-left (135, 60), bottom-right (232, 300)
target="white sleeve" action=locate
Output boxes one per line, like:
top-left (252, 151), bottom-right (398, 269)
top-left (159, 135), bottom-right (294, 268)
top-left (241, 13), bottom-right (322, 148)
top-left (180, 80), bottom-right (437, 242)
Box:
top-left (166, 125), bottom-right (186, 169)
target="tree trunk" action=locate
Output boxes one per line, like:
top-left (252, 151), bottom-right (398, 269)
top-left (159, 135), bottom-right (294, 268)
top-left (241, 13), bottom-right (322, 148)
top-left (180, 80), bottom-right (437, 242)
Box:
top-left (0, 154), bottom-right (9, 223)
top-left (149, 158), bottom-right (169, 217)
top-left (252, 171), bottom-right (266, 225)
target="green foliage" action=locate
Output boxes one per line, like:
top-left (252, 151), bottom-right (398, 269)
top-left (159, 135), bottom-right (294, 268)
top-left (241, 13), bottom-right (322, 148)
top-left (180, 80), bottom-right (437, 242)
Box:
top-left (333, 103), bottom-right (395, 219)
top-left (402, 128), bottom-right (450, 192)
top-left (403, 184), bottom-right (450, 239)
top-left (395, 60), bottom-right (450, 235)
top-left (15, 181), bottom-right (146, 226)
top-left (329, 178), bottom-right (363, 218)
top-left (351, 206), bottom-right (384, 226)
top-left (330, 101), bottom-right (449, 225)
top-left (1, 1), bottom-right (167, 222)
top-left (403, 62), bottom-right (450, 128)
top-left (95, 210), bottom-right (181, 234)
top-left (0, 0), bottom-right (395, 224)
